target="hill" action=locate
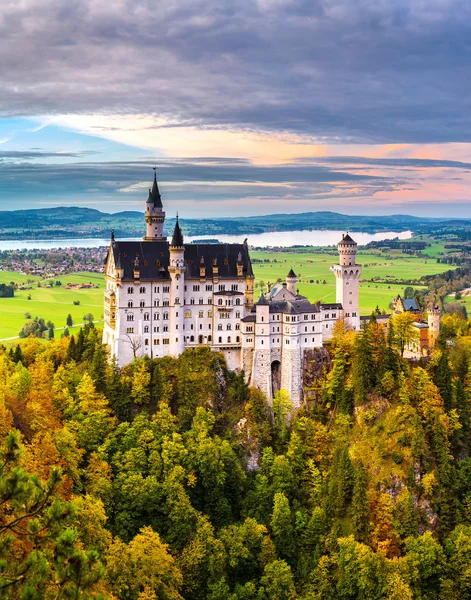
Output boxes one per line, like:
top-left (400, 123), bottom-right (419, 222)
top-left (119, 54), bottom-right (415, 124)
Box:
top-left (0, 206), bottom-right (471, 240)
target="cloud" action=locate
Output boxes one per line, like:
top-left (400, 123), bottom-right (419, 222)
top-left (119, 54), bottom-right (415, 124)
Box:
top-left (0, 150), bottom-right (100, 159)
top-left (1, 0), bottom-right (471, 144)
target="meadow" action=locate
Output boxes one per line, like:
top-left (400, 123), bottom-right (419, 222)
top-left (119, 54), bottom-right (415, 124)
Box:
top-left (0, 241), bottom-right (457, 341)
top-left (250, 247), bottom-right (453, 315)
top-left (0, 271), bottom-right (103, 340)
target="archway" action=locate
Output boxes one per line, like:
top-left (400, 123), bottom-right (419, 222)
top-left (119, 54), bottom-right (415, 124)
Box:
top-left (271, 360), bottom-right (281, 398)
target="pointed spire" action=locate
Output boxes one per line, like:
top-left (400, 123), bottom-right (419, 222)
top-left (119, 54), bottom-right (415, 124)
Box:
top-left (111, 228), bottom-right (115, 242)
top-left (148, 167), bottom-right (162, 208)
top-left (171, 214), bottom-right (184, 247)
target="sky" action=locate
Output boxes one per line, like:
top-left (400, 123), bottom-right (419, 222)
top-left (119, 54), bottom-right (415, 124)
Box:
top-left (1, 0), bottom-right (471, 218)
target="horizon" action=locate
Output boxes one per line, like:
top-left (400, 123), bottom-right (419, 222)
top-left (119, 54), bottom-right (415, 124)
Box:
top-left (1, 1), bottom-right (471, 218)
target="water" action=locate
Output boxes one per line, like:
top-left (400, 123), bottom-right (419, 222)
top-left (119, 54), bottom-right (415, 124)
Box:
top-left (0, 229), bottom-right (412, 251)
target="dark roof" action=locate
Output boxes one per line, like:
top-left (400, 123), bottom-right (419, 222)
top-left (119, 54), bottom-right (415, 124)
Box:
top-left (360, 314), bottom-right (391, 321)
top-left (147, 170), bottom-right (162, 208)
top-left (256, 295), bottom-right (269, 305)
top-left (320, 303), bottom-right (342, 310)
top-left (241, 314), bottom-right (256, 323)
top-left (251, 299), bottom-right (320, 314)
top-left (107, 240), bottom-right (253, 281)
top-left (171, 217), bottom-right (184, 247)
top-left (287, 268), bottom-right (297, 278)
top-left (339, 233), bottom-right (357, 245)
top-left (402, 298), bottom-right (420, 311)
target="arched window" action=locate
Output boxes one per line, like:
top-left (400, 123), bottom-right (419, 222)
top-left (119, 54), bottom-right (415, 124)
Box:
top-left (145, 338), bottom-right (149, 345)
top-left (144, 313), bottom-right (150, 321)
top-left (208, 335), bottom-right (212, 342)
top-left (227, 336), bottom-right (231, 343)
top-left (140, 287), bottom-right (146, 294)
top-left (227, 324), bottom-right (232, 330)
top-left (190, 335), bottom-right (195, 342)
top-left (218, 324), bottom-right (223, 331)
top-left (198, 335), bottom-right (203, 344)
top-left (144, 325), bottom-right (149, 333)
top-left (127, 314), bottom-right (134, 321)
top-left (127, 287), bottom-right (134, 294)
top-left (218, 336), bottom-right (222, 343)
top-left (236, 336), bottom-right (240, 342)
top-left (235, 298), bottom-right (240, 305)
top-left (218, 298), bottom-right (223, 306)
top-left (163, 312), bottom-right (169, 320)
top-left (128, 301), bottom-right (133, 308)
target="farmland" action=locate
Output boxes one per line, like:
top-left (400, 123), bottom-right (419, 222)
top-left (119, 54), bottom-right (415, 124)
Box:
top-left (0, 241), bottom-right (459, 341)
top-left (0, 272), bottom-right (103, 340)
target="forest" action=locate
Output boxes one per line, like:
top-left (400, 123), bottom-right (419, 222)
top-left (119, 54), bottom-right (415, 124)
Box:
top-left (1, 313), bottom-right (471, 599)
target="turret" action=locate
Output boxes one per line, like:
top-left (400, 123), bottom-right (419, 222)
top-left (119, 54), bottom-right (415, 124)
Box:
top-left (428, 305), bottom-right (440, 348)
top-left (168, 216), bottom-right (185, 356)
top-left (332, 232), bottom-right (362, 331)
top-left (286, 268), bottom-right (297, 296)
top-left (143, 169), bottom-right (166, 241)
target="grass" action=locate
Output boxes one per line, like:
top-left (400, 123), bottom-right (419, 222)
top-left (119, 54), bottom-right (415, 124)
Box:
top-left (0, 272), bottom-right (103, 340)
top-left (251, 246), bottom-right (453, 315)
top-left (0, 239), bottom-right (457, 339)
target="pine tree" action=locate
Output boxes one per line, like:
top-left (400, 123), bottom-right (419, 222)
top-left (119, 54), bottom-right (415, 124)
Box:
top-left (352, 323), bottom-right (375, 404)
top-left (352, 460), bottom-right (369, 543)
top-left (13, 344), bottom-right (23, 364)
top-left (434, 349), bottom-right (453, 412)
top-left (66, 313), bottom-right (73, 327)
top-left (270, 492), bottom-right (295, 565)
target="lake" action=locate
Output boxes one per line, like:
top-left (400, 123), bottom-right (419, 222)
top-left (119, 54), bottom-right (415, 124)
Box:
top-left (0, 229), bottom-right (412, 251)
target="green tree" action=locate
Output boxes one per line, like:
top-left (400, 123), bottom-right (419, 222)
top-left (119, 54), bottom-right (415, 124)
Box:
top-left (352, 460), bottom-right (369, 543)
top-left (66, 313), bottom-right (73, 327)
top-left (270, 492), bottom-right (295, 564)
top-left (391, 312), bottom-right (419, 356)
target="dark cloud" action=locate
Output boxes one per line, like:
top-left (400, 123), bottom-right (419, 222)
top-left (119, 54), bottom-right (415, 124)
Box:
top-left (297, 156), bottom-right (471, 169)
top-left (0, 0), bottom-right (470, 143)
top-left (0, 150), bottom-right (100, 159)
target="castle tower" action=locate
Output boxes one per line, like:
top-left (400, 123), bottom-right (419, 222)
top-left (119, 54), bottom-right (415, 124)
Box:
top-left (427, 305), bottom-right (440, 348)
top-left (286, 269), bottom-right (297, 296)
top-left (332, 233), bottom-right (361, 330)
top-left (143, 169), bottom-right (166, 241)
top-left (252, 296), bottom-right (272, 402)
top-left (169, 216), bottom-right (185, 356)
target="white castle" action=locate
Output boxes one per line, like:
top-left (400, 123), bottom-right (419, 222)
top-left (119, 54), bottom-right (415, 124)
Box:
top-left (103, 172), bottom-right (362, 406)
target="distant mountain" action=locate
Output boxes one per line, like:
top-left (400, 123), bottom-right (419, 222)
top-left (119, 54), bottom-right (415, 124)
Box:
top-left (0, 206), bottom-right (469, 240)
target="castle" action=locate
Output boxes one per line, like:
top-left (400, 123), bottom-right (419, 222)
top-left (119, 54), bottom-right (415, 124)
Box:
top-left (102, 172), bottom-right (436, 406)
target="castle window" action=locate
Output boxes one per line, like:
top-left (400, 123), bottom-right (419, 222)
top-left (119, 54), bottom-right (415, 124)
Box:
top-left (163, 326), bottom-right (169, 332)
top-left (227, 324), bottom-right (232, 330)
top-left (224, 259), bottom-right (228, 265)
top-left (207, 298), bottom-right (212, 304)
top-left (145, 338), bottom-right (149, 345)
top-left (208, 310), bottom-right (213, 317)
top-left (160, 252), bottom-right (164, 257)
top-left (325, 314), bottom-right (329, 319)
top-left (163, 300), bottom-right (169, 307)
top-left (144, 313), bottom-right (150, 321)
top-left (206, 285), bottom-right (213, 291)
top-left (235, 323), bottom-right (240, 330)
top-left (286, 339), bottom-right (290, 345)
top-left (128, 301), bottom-right (133, 308)
top-left (193, 285), bottom-right (200, 291)
top-left (305, 338), bottom-right (307, 343)
top-left (231, 284), bottom-right (238, 291)
top-left (235, 298), bottom-right (241, 306)
top-left (154, 300), bottom-right (159, 307)
top-left (218, 285), bottom-right (225, 291)
top-left (304, 315), bottom-right (308, 320)
top-left (190, 298), bottom-right (195, 305)
top-left (127, 287), bottom-right (134, 294)
top-left (175, 298), bottom-right (180, 304)
top-left (200, 323), bottom-right (203, 330)
top-left (247, 326), bottom-right (253, 332)
top-left (261, 340), bottom-right (263, 345)
top-left (236, 336), bottom-right (240, 342)
top-left (305, 327), bottom-right (307, 332)
top-left (126, 327), bottom-right (134, 333)
top-left (163, 312), bottom-right (169, 320)
top-left (199, 298), bottom-right (204, 304)
top-left (218, 324), bottom-right (223, 331)
top-left (228, 336), bottom-right (232, 342)
top-left (199, 311), bottom-right (204, 318)
top-left (163, 286), bottom-right (170, 293)
top-left (352, 312), bottom-right (357, 317)
top-left (312, 326), bottom-right (315, 331)
top-left (154, 313), bottom-right (159, 320)
top-left (218, 299), bottom-right (223, 306)
top-left (332, 313), bottom-right (336, 318)
top-left (188, 260), bottom-right (193, 264)
top-left (311, 314), bottom-right (315, 319)
top-left (144, 326), bottom-right (149, 333)
top-left (163, 338), bottom-right (169, 344)
top-left (127, 314), bottom-right (134, 321)
top-left (154, 326), bottom-right (159, 332)
top-left (140, 301), bottom-right (145, 307)
top-left (190, 324), bottom-right (194, 330)
top-left (236, 311), bottom-right (240, 318)
top-left (208, 335), bottom-right (212, 342)
top-left (208, 324), bottom-right (211, 329)
top-left (218, 337), bottom-right (222, 343)
top-left (156, 260), bottom-right (160, 267)
top-left (140, 287), bottom-right (146, 293)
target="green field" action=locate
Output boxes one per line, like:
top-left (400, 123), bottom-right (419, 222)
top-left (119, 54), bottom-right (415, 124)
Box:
top-left (0, 241), bottom-right (457, 340)
top-left (251, 247), bottom-right (453, 315)
top-left (0, 272), bottom-right (103, 340)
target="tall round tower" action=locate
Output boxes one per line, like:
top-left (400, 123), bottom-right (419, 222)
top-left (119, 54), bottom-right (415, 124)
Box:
top-left (332, 233), bottom-right (362, 330)
top-left (427, 305), bottom-right (440, 348)
top-left (143, 169), bottom-right (166, 241)
top-left (169, 216), bottom-right (185, 357)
